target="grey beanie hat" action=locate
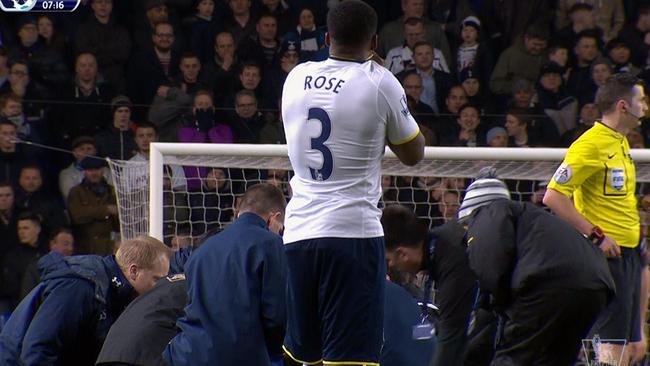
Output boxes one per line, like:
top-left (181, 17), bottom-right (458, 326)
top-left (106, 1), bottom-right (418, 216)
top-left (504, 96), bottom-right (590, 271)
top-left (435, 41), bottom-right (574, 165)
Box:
top-left (458, 167), bottom-right (511, 220)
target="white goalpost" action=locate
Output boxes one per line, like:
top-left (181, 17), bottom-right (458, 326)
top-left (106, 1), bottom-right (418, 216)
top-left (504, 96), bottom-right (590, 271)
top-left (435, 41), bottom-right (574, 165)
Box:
top-left (107, 143), bottom-right (650, 244)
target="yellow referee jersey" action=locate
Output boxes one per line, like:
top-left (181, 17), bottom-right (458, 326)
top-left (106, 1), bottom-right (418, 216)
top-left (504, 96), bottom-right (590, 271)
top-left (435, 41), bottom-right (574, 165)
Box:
top-left (548, 122), bottom-right (639, 248)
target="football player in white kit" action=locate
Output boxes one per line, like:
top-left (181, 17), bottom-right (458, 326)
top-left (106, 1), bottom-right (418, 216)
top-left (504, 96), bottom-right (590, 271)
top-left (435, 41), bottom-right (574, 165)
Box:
top-left (281, 1), bottom-right (425, 365)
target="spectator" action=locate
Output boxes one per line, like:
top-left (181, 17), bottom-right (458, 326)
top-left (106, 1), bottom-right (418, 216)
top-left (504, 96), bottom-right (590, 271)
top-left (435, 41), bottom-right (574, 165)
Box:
top-left (0, 236), bottom-right (170, 365)
top-left (555, 3), bottom-right (604, 50)
top-left (386, 18), bottom-right (450, 75)
top-left (19, 227), bottom-right (74, 301)
top-left (202, 31), bottom-right (240, 105)
top-left (401, 72), bottom-right (436, 125)
top-left (263, 37), bottom-right (300, 104)
top-left (509, 78), bottom-right (536, 109)
top-left (505, 108), bottom-right (534, 147)
top-left (127, 21), bottom-right (180, 118)
top-left (460, 68), bottom-right (495, 115)
top-left (75, 0), bottom-right (132, 92)
top-left (231, 89), bottom-right (265, 143)
top-left (130, 122), bottom-right (188, 242)
top-left (567, 30), bottom-right (600, 97)
top-left (59, 53), bottom-right (114, 145)
top-left (0, 183), bottom-right (17, 257)
top-left (0, 60), bottom-right (48, 128)
top-left (148, 52), bottom-right (206, 141)
top-left (606, 38), bottom-right (640, 75)
top-left (95, 95), bottom-right (137, 160)
top-left (8, 16), bottom-right (70, 89)
top-left (239, 14), bottom-right (280, 70)
top-left (165, 183), bottom-right (286, 366)
top-left (581, 57), bottom-right (613, 104)
top-left (133, 0), bottom-right (171, 52)
top-left (561, 102), bottom-right (599, 146)
top-left (536, 62), bottom-right (577, 137)
top-left (490, 25), bottom-right (548, 97)
top-left (440, 103), bottom-right (487, 146)
top-left (58, 136), bottom-right (111, 201)
top-left (261, 0), bottom-right (293, 36)
top-left (67, 156), bottom-right (119, 255)
top-left (178, 90), bottom-right (234, 145)
top-left (556, 0), bottom-right (625, 42)
top-left (548, 43), bottom-right (570, 73)
top-left (0, 212), bottom-right (43, 310)
top-left (236, 62), bottom-right (267, 105)
top-left (0, 93), bottom-right (47, 151)
top-left (481, 1), bottom-right (551, 53)
top-left (377, 0), bottom-right (451, 66)
top-left (0, 119), bottom-right (30, 188)
top-left (36, 15), bottom-right (68, 58)
top-left (436, 85), bottom-right (467, 139)
top-left (486, 126), bottom-right (508, 147)
top-left (618, 4), bottom-right (650, 68)
top-left (454, 16), bottom-right (493, 88)
top-left (259, 98), bottom-right (285, 144)
top-left (398, 41), bottom-right (453, 114)
top-left (284, 8), bottom-right (326, 62)
top-left (14, 164), bottom-right (67, 237)
top-left (189, 167), bottom-right (235, 236)
top-left (224, 0), bottom-right (256, 47)
top-left (184, 0), bottom-right (220, 63)
top-left (178, 91), bottom-right (234, 192)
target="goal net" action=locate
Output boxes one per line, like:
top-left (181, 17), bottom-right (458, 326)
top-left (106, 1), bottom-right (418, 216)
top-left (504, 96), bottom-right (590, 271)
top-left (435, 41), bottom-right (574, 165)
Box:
top-left (108, 143), bottom-right (650, 246)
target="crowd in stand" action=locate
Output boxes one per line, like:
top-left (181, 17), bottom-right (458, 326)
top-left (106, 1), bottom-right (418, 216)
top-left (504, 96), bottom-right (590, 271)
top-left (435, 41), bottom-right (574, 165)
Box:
top-left (0, 0), bottom-right (650, 312)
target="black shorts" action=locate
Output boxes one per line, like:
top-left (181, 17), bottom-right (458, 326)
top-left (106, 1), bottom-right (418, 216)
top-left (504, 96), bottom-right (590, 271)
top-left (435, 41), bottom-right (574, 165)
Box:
top-left (283, 237), bottom-right (385, 365)
top-left (590, 246), bottom-right (643, 342)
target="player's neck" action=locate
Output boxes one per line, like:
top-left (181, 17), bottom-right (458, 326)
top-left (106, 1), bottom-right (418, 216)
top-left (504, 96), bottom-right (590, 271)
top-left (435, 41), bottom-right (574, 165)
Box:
top-left (329, 46), bottom-right (371, 63)
top-left (600, 115), bottom-right (629, 135)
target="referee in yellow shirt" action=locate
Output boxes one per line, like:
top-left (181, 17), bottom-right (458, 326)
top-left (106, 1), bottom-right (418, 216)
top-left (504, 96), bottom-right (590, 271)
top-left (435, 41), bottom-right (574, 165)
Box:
top-left (544, 73), bottom-right (648, 366)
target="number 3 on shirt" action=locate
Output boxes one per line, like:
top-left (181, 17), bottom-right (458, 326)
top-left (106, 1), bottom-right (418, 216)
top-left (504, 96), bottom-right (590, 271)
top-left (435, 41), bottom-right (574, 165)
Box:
top-left (307, 108), bottom-right (333, 181)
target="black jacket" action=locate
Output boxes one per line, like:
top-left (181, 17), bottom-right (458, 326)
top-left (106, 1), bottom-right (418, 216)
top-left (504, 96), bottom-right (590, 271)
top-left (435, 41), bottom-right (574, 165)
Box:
top-left (425, 221), bottom-right (478, 330)
top-left (465, 200), bottom-right (615, 309)
top-left (96, 275), bottom-right (188, 366)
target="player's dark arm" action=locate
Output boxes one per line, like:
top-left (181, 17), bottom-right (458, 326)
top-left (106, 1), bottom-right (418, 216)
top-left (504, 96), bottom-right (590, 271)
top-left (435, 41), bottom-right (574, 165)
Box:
top-left (388, 131), bottom-right (425, 166)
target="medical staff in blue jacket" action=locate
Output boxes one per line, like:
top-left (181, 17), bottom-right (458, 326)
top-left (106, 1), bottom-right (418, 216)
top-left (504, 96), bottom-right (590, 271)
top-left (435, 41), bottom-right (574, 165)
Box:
top-left (164, 183), bottom-right (287, 366)
top-left (0, 236), bottom-right (170, 366)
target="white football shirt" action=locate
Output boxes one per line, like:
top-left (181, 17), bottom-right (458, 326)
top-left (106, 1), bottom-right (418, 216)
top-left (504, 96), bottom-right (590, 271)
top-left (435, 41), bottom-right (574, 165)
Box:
top-left (282, 57), bottom-right (420, 244)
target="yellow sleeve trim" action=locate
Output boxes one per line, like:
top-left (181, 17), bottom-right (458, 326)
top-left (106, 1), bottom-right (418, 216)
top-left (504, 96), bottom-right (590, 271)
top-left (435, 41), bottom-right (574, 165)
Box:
top-left (390, 127), bottom-right (420, 146)
top-left (282, 345), bottom-right (323, 365)
top-left (323, 361), bottom-right (380, 366)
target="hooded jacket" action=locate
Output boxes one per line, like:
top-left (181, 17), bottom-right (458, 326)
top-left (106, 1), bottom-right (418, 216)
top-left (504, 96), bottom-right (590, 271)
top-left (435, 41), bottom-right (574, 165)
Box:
top-left (465, 199), bottom-right (615, 309)
top-left (0, 252), bottom-right (134, 366)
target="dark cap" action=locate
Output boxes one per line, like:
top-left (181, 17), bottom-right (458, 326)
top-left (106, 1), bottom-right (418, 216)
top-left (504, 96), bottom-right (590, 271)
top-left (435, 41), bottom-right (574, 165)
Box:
top-left (539, 62), bottom-right (564, 77)
top-left (79, 157), bottom-right (106, 170)
top-left (111, 95), bottom-right (132, 113)
top-left (71, 136), bottom-right (97, 149)
top-left (145, 0), bottom-right (166, 10)
top-left (460, 68), bottom-right (479, 83)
